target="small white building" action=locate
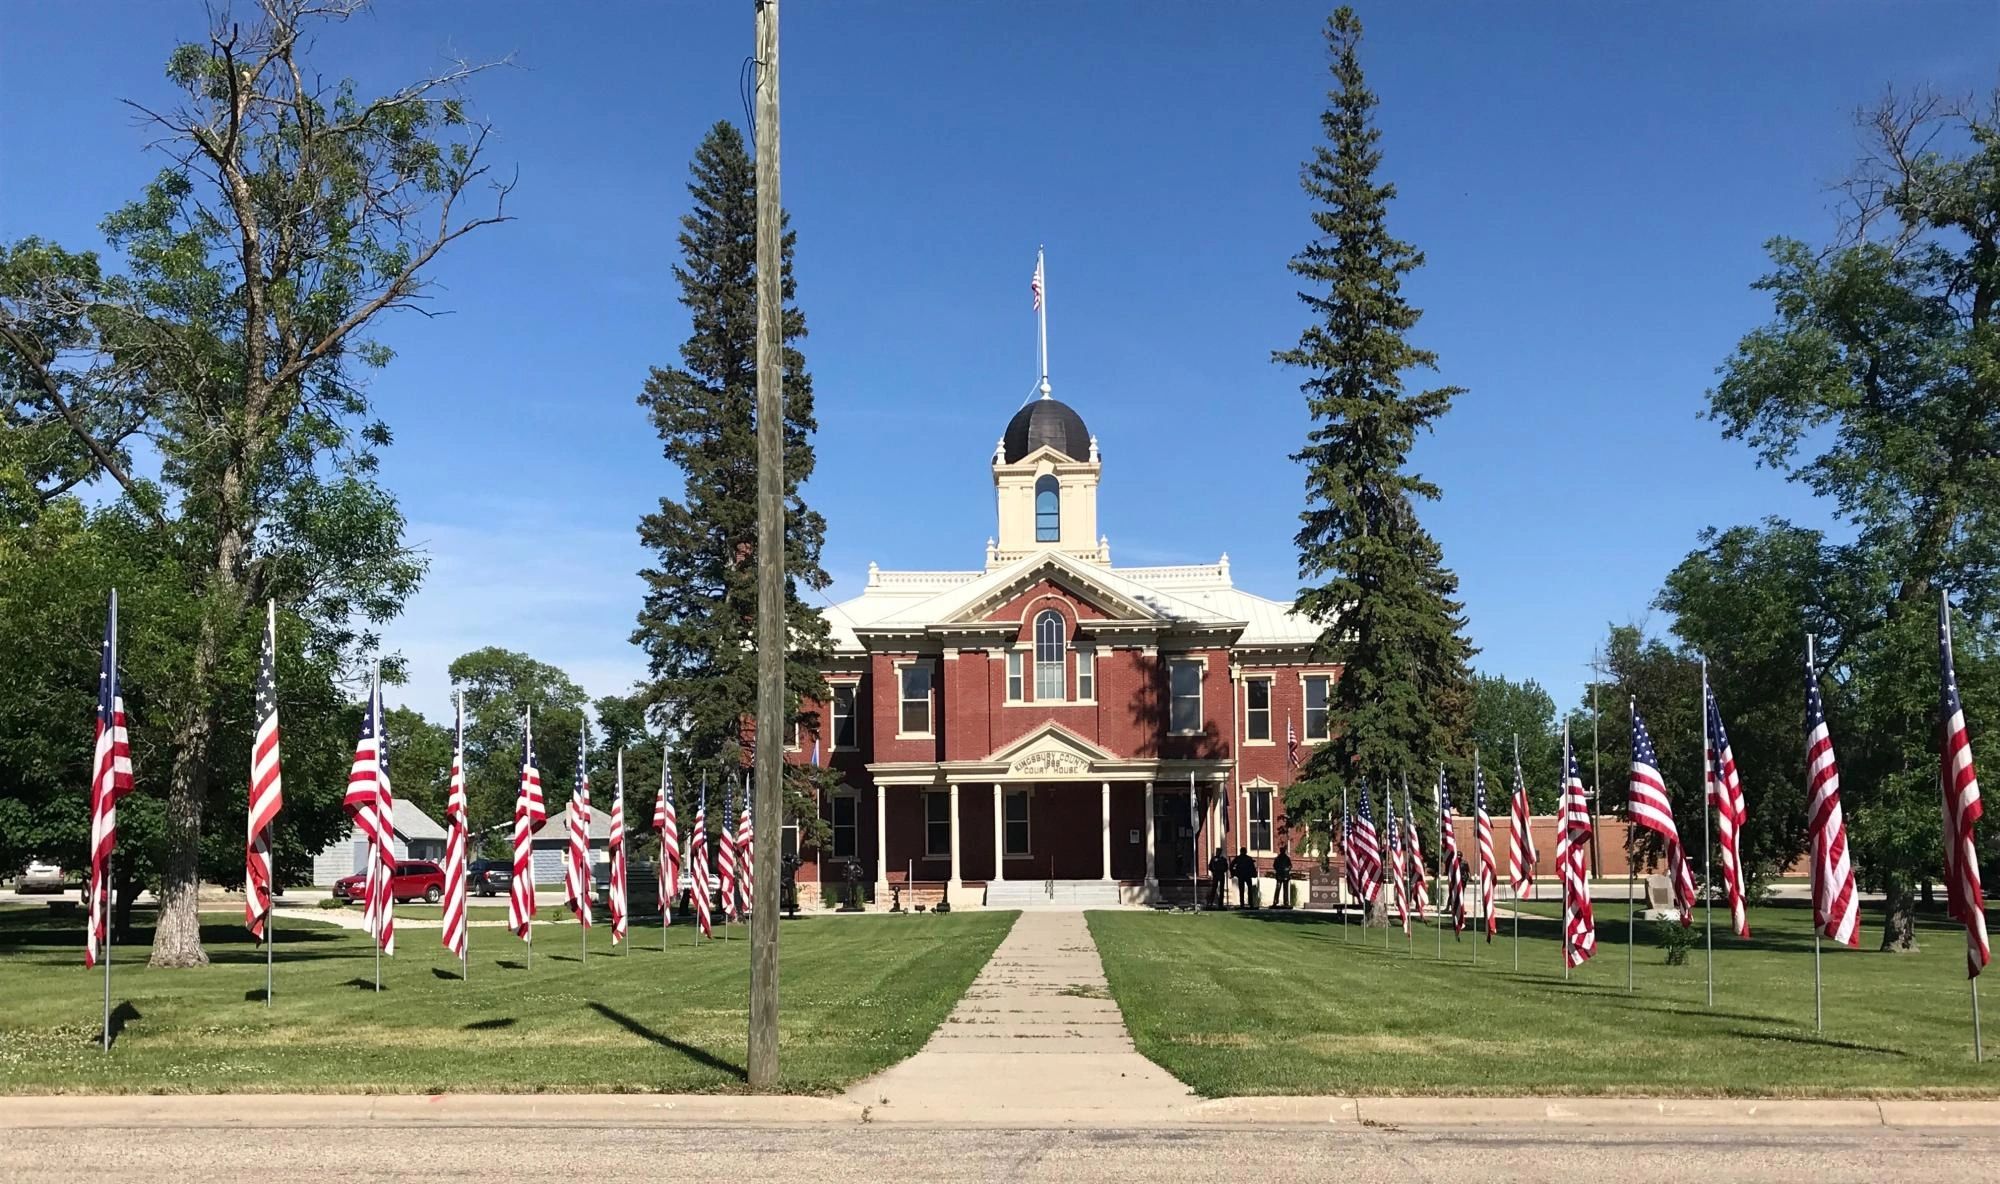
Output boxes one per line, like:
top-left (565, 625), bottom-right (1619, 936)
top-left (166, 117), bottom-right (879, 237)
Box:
top-left (526, 808), bottom-right (618, 888)
top-left (310, 799), bottom-right (449, 885)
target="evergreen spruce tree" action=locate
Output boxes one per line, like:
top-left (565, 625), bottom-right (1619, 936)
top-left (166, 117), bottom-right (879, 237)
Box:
top-left (1277, 8), bottom-right (1474, 830)
top-left (634, 121), bottom-right (834, 815)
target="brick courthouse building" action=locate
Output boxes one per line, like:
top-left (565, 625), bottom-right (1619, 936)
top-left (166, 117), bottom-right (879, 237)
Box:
top-left (781, 394), bottom-right (1333, 908)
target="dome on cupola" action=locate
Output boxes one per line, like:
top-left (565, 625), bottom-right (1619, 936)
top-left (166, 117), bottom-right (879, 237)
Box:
top-left (1001, 396), bottom-right (1091, 464)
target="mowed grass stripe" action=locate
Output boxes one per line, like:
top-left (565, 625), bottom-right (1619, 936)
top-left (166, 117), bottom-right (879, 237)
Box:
top-left (0, 906), bottom-right (1013, 1094)
top-left (1088, 902), bottom-right (2000, 1098)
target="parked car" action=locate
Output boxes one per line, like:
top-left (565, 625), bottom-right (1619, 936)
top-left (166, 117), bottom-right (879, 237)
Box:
top-left (332, 860), bottom-right (447, 905)
top-left (466, 859), bottom-right (512, 897)
top-left (15, 861), bottom-right (65, 894)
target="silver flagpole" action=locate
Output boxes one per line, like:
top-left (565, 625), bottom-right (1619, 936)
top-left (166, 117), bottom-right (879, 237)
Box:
top-left (1627, 695), bottom-right (1636, 993)
top-left (1701, 659), bottom-right (1713, 1008)
top-left (1435, 765), bottom-right (1443, 963)
top-left (1472, 748), bottom-right (1480, 967)
top-left (1339, 784), bottom-right (1349, 941)
top-left (1513, 733), bottom-right (1522, 973)
top-left (1946, 595), bottom-right (1983, 1062)
top-left (102, 587), bottom-right (117, 1052)
top-left (1808, 633), bottom-right (1822, 1035)
top-left (1562, 720), bottom-right (1571, 983)
top-left (1190, 771), bottom-right (1200, 913)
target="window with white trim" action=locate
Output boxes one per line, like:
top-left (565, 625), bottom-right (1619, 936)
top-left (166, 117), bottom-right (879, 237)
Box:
top-left (899, 662), bottom-right (933, 735)
top-left (1003, 789), bottom-right (1031, 857)
top-left (1249, 788), bottom-right (1274, 853)
top-left (924, 792), bottom-right (951, 858)
top-left (1034, 610), bottom-right (1065, 700)
top-left (830, 795), bottom-right (857, 859)
top-left (1303, 674), bottom-right (1331, 741)
top-left (1169, 660), bottom-right (1203, 734)
top-left (1035, 475), bottom-right (1060, 542)
top-left (1006, 650), bottom-right (1024, 701)
top-left (1245, 677), bottom-right (1272, 741)
top-left (831, 684), bottom-right (857, 749)
top-left (1075, 649), bottom-right (1095, 701)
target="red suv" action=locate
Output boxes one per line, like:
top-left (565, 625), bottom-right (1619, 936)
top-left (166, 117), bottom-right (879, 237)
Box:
top-left (333, 860), bottom-right (447, 905)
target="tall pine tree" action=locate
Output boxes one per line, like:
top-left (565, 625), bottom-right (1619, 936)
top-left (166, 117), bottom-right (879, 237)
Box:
top-left (1277, 8), bottom-right (1474, 828)
top-left (634, 121), bottom-right (833, 804)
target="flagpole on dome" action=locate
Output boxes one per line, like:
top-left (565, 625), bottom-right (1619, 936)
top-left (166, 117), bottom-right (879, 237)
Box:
top-left (1033, 246), bottom-right (1050, 400)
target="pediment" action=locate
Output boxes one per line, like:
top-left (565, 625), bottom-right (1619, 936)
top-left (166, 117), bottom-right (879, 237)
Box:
top-left (950, 553), bottom-right (1161, 625)
top-left (987, 723), bottom-right (1118, 778)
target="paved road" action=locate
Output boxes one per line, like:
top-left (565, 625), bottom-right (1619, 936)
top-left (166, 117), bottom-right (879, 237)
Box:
top-left (3, 1118), bottom-right (1993, 1183)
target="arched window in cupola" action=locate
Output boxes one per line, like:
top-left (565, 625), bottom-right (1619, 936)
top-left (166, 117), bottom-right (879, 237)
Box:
top-left (1034, 609), bottom-right (1066, 700)
top-left (1035, 475), bottom-right (1060, 542)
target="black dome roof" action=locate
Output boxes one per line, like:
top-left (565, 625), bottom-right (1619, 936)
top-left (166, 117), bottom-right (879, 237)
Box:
top-left (1002, 397), bottom-right (1091, 463)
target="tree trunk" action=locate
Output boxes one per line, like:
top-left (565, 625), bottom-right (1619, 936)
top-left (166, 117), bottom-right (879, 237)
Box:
top-left (148, 698), bottom-right (216, 967)
top-left (1880, 881), bottom-right (1921, 953)
top-left (1921, 878), bottom-right (1936, 907)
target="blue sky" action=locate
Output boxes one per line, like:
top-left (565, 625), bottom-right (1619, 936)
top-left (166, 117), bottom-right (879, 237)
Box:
top-left (4, 2), bottom-right (1994, 722)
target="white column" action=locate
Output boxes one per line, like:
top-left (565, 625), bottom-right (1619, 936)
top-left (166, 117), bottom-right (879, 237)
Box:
top-left (948, 781), bottom-right (963, 894)
top-left (874, 785), bottom-right (889, 901)
top-left (1143, 780), bottom-right (1157, 893)
top-left (1100, 781), bottom-right (1113, 883)
top-left (992, 783), bottom-right (1005, 882)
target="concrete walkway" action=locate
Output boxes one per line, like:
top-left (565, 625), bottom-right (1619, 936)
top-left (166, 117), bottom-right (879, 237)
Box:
top-left (843, 910), bottom-right (1193, 1124)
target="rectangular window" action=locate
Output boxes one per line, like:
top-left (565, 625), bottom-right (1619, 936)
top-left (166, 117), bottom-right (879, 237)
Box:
top-left (782, 819), bottom-right (799, 860)
top-left (1304, 674), bottom-right (1331, 741)
top-left (1249, 788), bottom-right (1273, 853)
top-left (832, 684), bottom-right (857, 749)
top-left (1003, 789), bottom-right (1031, 857)
top-left (924, 792), bottom-right (951, 859)
top-left (1006, 651), bottom-right (1024, 701)
top-left (1245, 677), bottom-right (1272, 741)
top-left (1169, 660), bottom-right (1203, 734)
top-left (899, 663), bottom-right (933, 735)
top-left (1076, 649), bottom-right (1095, 700)
top-left (831, 795), bottom-right (858, 859)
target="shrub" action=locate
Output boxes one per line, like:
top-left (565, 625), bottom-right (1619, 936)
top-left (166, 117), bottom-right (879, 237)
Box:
top-left (316, 898), bottom-right (347, 910)
top-left (1655, 917), bottom-right (1696, 965)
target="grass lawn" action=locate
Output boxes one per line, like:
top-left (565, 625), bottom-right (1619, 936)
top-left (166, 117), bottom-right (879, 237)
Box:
top-left (0, 906), bottom-right (1013, 1095)
top-left (1089, 902), bottom-right (2000, 1098)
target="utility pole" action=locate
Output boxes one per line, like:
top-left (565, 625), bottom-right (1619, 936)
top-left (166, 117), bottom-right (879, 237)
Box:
top-left (748, 0), bottom-right (783, 1091)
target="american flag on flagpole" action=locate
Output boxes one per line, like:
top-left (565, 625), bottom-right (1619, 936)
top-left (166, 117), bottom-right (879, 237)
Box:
top-left (1474, 757), bottom-right (1497, 940)
top-left (1805, 642), bottom-right (1860, 948)
top-left (1286, 715), bottom-right (1300, 770)
top-left (656, 757), bottom-right (679, 928)
top-left (716, 778), bottom-right (740, 922)
top-left (1705, 683), bottom-right (1750, 938)
top-left (441, 693), bottom-right (469, 961)
top-left (1031, 253), bottom-right (1044, 312)
top-left (609, 749), bottom-right (629, 945)
top-left (1403, 779), bottom-right (1429, 921)
top-left (1939, 595), bottom-right (1990, 978)
top-left (1558, 727), bottom-right (1595, 967)
top-left (84, 591), bottom-right (133, 969)
top-left (346, 673), bottom-right (395, 957)
top-left (1438, 766), bottom-right (1467, 934)
top-left (1385, 793), bottom-right (1409, 934)
top-left (1628, 705), bottom-right (1697, 923)
top-left (508, 710), bottom-right (541, 943)
top-left (737, 778), bottom-right (756, 918)
top-left (565, 729), bottom-right (593, 929)
top-left (1508, 741), bottom-right (1538, 899)
top-left (246, 600), bottom-right (283, 941)
top-left (1351, 781), bottom-right (1382, 905)
top-left (690, 776), bottom-right (714, 937)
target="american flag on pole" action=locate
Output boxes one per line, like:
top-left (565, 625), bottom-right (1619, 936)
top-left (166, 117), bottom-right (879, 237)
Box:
top-left (565, 731), bottom-right (593, 929)
top-left (1286, 715), bottom-right (1300, 770)
top-left (737, 778), bottom-right (755, 918)
top-left (609, 749), bottom-right (629, 945)
top-left (1628, 705), bottom-right (1697, 923)
top-left (1385, 794), bottom-right (1409, 934)
top-left (1705, 683), bottom-right (1750, 938)
top-left (1438, 766), bottom-right (1466, 934)
top-left (1403, 780), bottom-right (1429, 921)
top-left (84, 590), bottom-right (133, 969)
top-left (1939, 595), bottom-right (1990, 978)
top-left (690, 776), bottom-right (714, 937)
top-left (1031, 252), bottom-right (1044, 311)
top-left (1558, 726), bottom-right (1595, 967)
top-left (1508, 742), bottom-right (1538, 898)
top-left (1474, 758), bottom-right (1497, 940)
top-left (246, 600), bottom-right (283, 941)
top-left (716, 779), bottom-right (740, 922)
top-left (508, 711), bottom-right (540, 942)
top-left (441, 693), bottom-right (469, 961)
top-left (1350, 781), bottom-right (1382, 905)
top-left (346, 673), bottom-right (394, 957)
top-left (656, 758), bottom-right (679, 928)
top-left (1805, 643), bottom-right (1860, 948)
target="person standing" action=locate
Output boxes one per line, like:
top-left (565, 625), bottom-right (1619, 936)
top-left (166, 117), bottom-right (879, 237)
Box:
top-left (1273, 845), bottom-right (1294, 909)
top-left (1231, 847), bottom-right (1256, 910)
top-left (1208, 847), bottom-right (1230, 909)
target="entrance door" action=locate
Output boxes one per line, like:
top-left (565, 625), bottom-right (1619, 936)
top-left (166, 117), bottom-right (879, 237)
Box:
top-left (1153, 790), bottom-right (1196, 879)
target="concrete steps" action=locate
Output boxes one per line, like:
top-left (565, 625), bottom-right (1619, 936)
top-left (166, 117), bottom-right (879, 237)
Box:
top-left (983, 879), bottom-right (1123, 909)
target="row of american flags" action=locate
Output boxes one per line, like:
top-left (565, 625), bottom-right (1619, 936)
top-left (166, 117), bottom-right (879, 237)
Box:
top-left (1320, 594), bottom-right (1989, 990)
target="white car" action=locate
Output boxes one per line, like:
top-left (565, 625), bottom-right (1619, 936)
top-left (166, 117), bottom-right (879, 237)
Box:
top-left (16, 861), bottom-right (66, 894)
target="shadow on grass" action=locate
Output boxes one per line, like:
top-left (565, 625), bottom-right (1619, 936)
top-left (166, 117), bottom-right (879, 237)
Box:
top-left (431, 967), bottom-right (467, 982)
top-left (497, 960), bottom-right (527, 971)
top-left (244, 988), bottom-right (268, 1003)
top-left (1725, 1028), bottom-right (1910, 1057)
top-left (587, 1002), bottom-right (745, 1080)
top-left (339, 976), bottom-right (385, 992)
top-left (464, 1017), bottom-right (516, 1031)
top-left (99, 1001), bottom-right (141, 1048)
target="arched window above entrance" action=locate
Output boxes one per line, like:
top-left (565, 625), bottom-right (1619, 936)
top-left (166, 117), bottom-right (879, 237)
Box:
top-left (1035, 475), bottom-right (1060, 542)
top-left (1034, 609), bottom-right (1066, 699)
